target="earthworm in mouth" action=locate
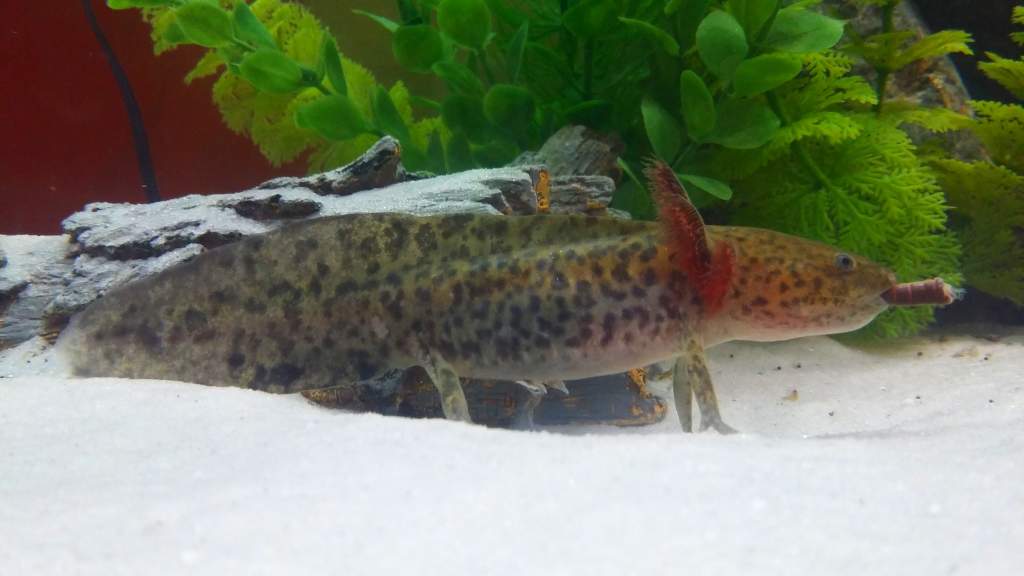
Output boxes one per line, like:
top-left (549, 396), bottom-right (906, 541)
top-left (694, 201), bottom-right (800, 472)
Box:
top-left (882, 278), bottom-right (960, 306)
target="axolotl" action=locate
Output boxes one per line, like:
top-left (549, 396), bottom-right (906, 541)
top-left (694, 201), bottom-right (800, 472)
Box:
top-left (62, 162), bottom-right (955, 432)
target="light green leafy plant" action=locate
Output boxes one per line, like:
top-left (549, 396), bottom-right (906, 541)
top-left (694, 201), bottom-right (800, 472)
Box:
top-left (114, 0), bottom-right (447, 172)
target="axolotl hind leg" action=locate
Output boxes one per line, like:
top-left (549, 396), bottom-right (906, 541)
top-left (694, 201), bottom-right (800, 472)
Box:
top-left (672, 337), bottom-right (737, 434)
top-left (421, 352), bottom-right (472, 423)
top-left (512, 380), bottom-right (570, 429)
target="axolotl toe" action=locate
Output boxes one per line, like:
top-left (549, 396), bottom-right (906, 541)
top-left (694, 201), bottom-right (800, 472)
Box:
top-left (61, 161), bottom-right (956, 432)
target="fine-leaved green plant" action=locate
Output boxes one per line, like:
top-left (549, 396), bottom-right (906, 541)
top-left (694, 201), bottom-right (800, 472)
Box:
top-left (931, 5), bottom-right (1024, 306)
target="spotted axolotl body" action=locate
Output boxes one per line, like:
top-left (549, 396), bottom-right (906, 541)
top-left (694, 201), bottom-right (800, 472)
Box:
top-left (62, 162), bottom-right (953, 431)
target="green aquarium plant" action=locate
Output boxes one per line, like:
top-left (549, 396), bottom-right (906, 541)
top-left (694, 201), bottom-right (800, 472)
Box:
top-left (111, 0), bottom-right (1024, 336)
top-left (110, 0), bottom-right (449, 172)
top-left (930, 5), bottom-right (1024, 306)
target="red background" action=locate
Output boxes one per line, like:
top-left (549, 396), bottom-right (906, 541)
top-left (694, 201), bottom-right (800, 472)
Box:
top-left (1, 1), bottom-right (302, 235)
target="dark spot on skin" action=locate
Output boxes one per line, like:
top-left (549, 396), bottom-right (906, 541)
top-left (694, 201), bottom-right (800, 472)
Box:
top-left (642, 267), bottom-right (657, 287)
top-left (631, 285), bottom-right (647, 299)
top-left (415, 284), bottom-right (432, 303)
top-left (557, 308), bottom-right (573, 324)
top-left (335, 280), bottom-right (358, 297)
top-left (779, 282), bottom-right (790, 294)
top-left (184, 308), bottom-right (208, 333)
top-left (491, 219), bottom-right (510, 237)
top-left (269, 363), bottom-right (304, 391)
top-left (639, 245), bottom-right (658, 262)
top-left (509, 304), bottom-right (524, 326)
top-left (612, 263), bottom-right (631, 283)
top-left (813, 277), bottom-right (824, 291)
top-left (210, 290), bottom-right (231, 304)
top-left (573, 280), bottom-right (596, 309)
top-left (528, 294), bottom-right (542, 314)
top-left (599, 284), bottom-right (628, 301)
top-left (136, 322), bottom-right (161, 351)
top-left (193, 328), bottom-right (216, 343)
top-left (384, 221), bottom-right (409, 258)
top-left (551, 273), bottom-right (569, 291)
top-left (317, 262), bottom-right (330, 277)
top-left (385, 290), bottom-right (404, 320)
top-left (591, 262), bottom-right (605, 278)
top-left (366, 261), bottom-right (381, 275)
top-left (564, 336), bottom-right (582, 348)
top-left (636, 308), bottom-right (651, 329)
top-left (438, 338), bottom-right (458, 360)
top-left (439, 214), bottom-right (474, 239)
top-left (751, 296), bottom-right (768, 307)
top-left (600, 313), bottom-right (616, 346)
top-left (227, 352), bottom-right (245, 370)
top-left (469, 301), bottom-right (491, 323)
top-left (308, 277), bottom-right (322, 297)
top-left (415, 224), bottom-right (438, 253)
top-left (349, 350), bottom-right (379, 381)
top-left (251, 365), bottom-right (267, 388)
top-left (268, 281), bottom-right (300, 303)
top-left (243, 297), bottom-right (266, 314)
top-left (459, 340), bottom-right (482, 359)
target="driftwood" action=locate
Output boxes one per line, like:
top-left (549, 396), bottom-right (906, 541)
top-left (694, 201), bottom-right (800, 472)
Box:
top-left (1, 130), bottom-right (665, 427)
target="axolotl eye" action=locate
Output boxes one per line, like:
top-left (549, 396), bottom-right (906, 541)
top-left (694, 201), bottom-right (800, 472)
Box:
top-left (834, 252), bottom-right (856, 272)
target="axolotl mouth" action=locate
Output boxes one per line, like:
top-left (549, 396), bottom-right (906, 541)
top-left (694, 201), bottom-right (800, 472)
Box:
top-left (882, 277), bottom-right (960, 306)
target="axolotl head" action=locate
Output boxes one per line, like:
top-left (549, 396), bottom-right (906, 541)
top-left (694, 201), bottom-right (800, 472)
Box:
top-left (703, 226), bottom-right (900, 344)
top-left (644, 159), bottom-right (956, 346)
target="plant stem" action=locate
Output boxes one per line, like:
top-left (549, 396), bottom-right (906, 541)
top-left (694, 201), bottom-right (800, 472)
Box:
top-left (873, 0), bottom-right (898, 114)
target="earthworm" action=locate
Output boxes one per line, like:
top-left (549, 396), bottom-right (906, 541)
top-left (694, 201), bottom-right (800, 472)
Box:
top-left (882, 278), bottom-right (960, 306)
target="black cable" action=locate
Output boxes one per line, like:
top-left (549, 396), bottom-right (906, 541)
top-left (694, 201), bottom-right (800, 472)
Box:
top-left (80, 0), bottom-right (161, 202)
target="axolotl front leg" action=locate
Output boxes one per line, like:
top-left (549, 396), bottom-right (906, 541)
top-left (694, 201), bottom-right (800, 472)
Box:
top-left (672, 336), bottom-right (736, 434)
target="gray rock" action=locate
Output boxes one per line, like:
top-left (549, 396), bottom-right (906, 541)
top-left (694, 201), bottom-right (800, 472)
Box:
top-left (0, 236), bottom-right (73, 347)
top-left (547, 175), bottom-right (617, 215)
top-left (513, 125), bottom-right (624, 179)
top-left (257, 136), bottom-right (406, 196)
top-left (64, 167), bottom-right (540, 262)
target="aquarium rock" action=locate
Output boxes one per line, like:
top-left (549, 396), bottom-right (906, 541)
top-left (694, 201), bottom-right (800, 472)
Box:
top-left (0, 235), bottom-right (72, 346)
top-left (256, 136), bottom-right (406, 196)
